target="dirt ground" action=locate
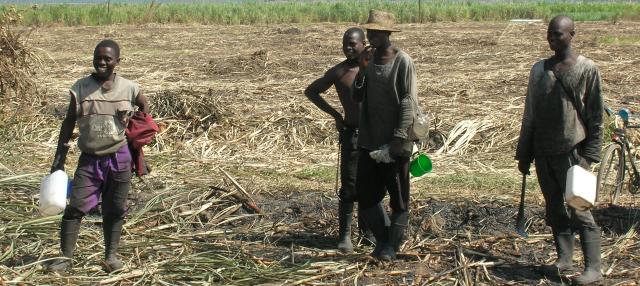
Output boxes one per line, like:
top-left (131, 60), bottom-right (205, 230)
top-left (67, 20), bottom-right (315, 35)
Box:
top-left (1, 21), bottom-right (640, 285)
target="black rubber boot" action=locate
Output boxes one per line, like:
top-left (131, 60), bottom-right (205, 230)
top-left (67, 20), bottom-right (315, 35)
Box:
top-left (103, 216), bottom-right (125, 272)
top-left (541, 226), bottom-right (576, 276)
top-left (360, 203), bottom-right (390, 258)
top-left (357, 210), bottom-right (376, 246)
top-left (378, 211), bottom-right (408, 261)
top-left (337, 201), bottom-right (354, 253)
top-left (47, 218), bottom-right (81, 273)
top-left (573, 227), bottom-right (603, 285)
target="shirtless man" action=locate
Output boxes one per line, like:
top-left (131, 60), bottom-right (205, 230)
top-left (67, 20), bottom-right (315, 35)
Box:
top-left (304, 27), bottom-right (373, 253)
top-left (516, 15), bottom-right (604, 285)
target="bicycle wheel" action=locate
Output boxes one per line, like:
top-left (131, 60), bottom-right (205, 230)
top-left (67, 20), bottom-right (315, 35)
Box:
top-left (596, 144), bottom-right (624, 205)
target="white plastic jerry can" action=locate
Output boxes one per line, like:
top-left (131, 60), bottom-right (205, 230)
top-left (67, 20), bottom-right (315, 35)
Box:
top-left (565, 165), bottom-right (597, 211)
top-left (39, 170), bottom-right (69, 216)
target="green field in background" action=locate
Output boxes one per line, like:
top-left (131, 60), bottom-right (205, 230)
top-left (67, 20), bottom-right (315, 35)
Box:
top-left (1, 1), bottom-right (638, 26)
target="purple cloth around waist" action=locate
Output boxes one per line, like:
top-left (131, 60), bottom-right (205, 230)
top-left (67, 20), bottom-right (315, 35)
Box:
top-left (70, 144), bottom-right (132, 214)
top-left (78, 144), bottom-right (132, 177)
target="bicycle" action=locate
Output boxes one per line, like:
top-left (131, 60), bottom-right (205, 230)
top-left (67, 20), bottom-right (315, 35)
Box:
top-left (596, 108), bottom-right (640, 206)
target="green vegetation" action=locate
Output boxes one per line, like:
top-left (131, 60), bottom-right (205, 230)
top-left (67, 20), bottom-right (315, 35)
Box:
top-left (423, 172), bottom-right (539, 192)
top-left (597, 35), bottom-right (640, 45)
top-left (0, 1), bottom-right (639, 26)
top-left (293, 165), bottom-right (335, 181)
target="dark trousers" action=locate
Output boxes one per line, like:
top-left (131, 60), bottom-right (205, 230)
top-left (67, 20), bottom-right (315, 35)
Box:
top-left (535, 151), bottom-right (598, 230)
top-left (356, 149), bottom-right (410, 211)
top-left (339, 127), bottom-right (359, 202)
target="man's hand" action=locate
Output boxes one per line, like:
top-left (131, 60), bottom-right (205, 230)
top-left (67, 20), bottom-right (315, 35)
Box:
top-left (518, 160), bottom-right (531, 175)
top-left (389, 137), bottom-right (404, 157)
top-left (50, 159), bottom-right (65, 174)
top-left (50, 146), bottom-right (68, 174)
top-left (335, 117), bottom-right (345, 132)
top-left (577, 156), bottom-right (593, 169)
top-left (358, 46), bottom-right (374, 70)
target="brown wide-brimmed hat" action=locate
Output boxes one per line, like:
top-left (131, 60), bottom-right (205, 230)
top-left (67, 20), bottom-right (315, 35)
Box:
top-left (361, 10), bottom-right (401, 32)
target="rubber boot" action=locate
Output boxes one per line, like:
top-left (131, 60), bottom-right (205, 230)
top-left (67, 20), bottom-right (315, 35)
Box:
top-left (360, 203), bottom-right (390, 258)
top-left (573, 227), bottom-right (603, 285)
top-left (47, 218), bottom-right (81, 273)
top-left (378, 211), bottom-right (408, 261)
top-left (103, 216), bottom-right (125, 272)
top-left (337, 201), bottom-right (354, 253)
top-left (541, 226), bottom-right (576, 276)
top-left (357, 210), bottom-right (376, 246)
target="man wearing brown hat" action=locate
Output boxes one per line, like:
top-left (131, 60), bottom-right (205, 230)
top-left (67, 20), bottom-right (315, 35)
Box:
top-left (352, 10), bottom-right (419, 261)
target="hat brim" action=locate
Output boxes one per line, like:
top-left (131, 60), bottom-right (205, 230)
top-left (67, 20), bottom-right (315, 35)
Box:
top-left (361, 23), bottom-right (401, 32)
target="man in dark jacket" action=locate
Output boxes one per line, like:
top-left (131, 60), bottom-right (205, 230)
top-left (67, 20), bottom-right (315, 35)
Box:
top-left (352, 10), bottom-right (418, 261)
top-left (516, 15), bottom-right (604, 285)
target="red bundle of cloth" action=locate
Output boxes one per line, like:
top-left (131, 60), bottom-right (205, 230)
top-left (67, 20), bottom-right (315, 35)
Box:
top-left (126, 111), bottom-right (159, 177)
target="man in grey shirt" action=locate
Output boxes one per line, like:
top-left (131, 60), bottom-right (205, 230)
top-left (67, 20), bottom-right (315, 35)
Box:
top-left (516, 15), bottom-right (604, 285)
top-left (352, 10), bottom-right (418, 261)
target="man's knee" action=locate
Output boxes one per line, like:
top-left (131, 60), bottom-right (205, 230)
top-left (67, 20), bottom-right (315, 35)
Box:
top-left (339, 187), bottom-right (357, 203)
top-left (103, 178), bottom-right (131, 218)
top-left (570, 209), bottom-right (598, 229)
top-left (545, 207), bottom-right (571, 227)
top-left (62, 206), bottom-right (86, 220)
top-left (102, 202), bottom-right (127, 219)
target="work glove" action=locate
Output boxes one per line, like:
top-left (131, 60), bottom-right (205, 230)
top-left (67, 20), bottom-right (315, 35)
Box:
top-left (370, 145), bottom-right (394, 163)
top-left (518, 160), bottom-right (531, 175)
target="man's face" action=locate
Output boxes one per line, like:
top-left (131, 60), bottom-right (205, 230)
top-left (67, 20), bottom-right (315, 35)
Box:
top-left (547, 21), bottom-right (573, 52)
top-left (342, 32), bottom-right (365, 60)
top-left (366, 29), bottom-right (389, 48)
top-left (93, 46), bottom-right (119, 80)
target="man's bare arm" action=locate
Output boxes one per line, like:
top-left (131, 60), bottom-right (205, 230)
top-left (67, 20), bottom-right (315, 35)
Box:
top-left (304, 69), bottom-right (344, 130)
top-left (135, 89), bottom-right (150, 114)
top-left (51, 93), bottom-right (77, 173)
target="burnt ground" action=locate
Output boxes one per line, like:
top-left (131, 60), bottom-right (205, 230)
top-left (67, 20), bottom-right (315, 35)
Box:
top-left (226, 190), bottom-right (640, 285)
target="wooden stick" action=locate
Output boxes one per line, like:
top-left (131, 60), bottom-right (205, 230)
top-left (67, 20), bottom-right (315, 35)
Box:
top-left (208, 185), bottom-right (261, 214)
top-left (219, 168), bottom-right (255, 202)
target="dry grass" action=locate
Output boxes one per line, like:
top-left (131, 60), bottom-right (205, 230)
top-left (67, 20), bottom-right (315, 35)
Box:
top-left (0, 6), bottom-right (42, 100)
top-left (1, 21), bottom-right (639, 285)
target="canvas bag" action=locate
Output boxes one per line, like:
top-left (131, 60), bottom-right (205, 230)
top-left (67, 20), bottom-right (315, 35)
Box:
top-left (407, 95), bottom-right (430, 142)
